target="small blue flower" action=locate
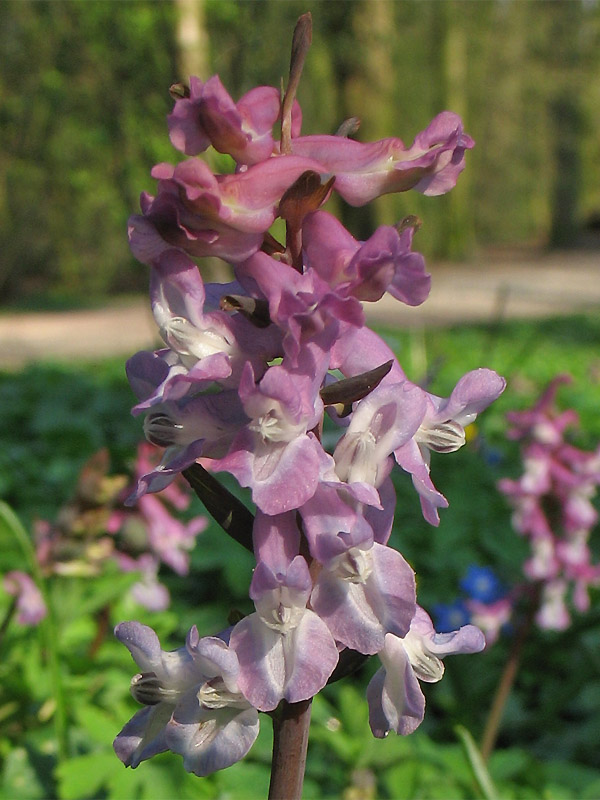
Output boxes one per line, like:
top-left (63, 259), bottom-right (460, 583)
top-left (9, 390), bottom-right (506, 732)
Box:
top-left (432, 599), bottom-right (471, 633)
top-left (461, 565), bottom-right (505, 604)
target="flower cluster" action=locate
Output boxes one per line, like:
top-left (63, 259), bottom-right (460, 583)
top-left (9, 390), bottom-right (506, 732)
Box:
top-left (498, 375), bottom-right (600, 630)
top-left (436, 376), bottom-right (600, 645)
top-left (115, 17), bottom-right (504, 778)
top-left (33, 445), bottom-right (207, 611)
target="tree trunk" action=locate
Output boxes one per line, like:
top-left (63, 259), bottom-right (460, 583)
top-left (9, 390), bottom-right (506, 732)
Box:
top-left (173, 0), bottom-right (209, 81)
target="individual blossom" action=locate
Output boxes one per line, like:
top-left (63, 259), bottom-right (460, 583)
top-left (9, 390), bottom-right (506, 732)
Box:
top-left (129, 389), bottom-right (247, 501)
top-left (128, 154), bottom-right (325, 267)
top-left (114, 622), bottom-right (259, 776)
top-left (394, 369), bottom-right (506, 525)
top-left (168, 76), bottom-right (283, 165)
top-left (3, 571), bottom-right (46, 626)
top-left (367, 606), bottom-right (485, 737)
top-left (229, 512), bottom-right (339, 711)
top-left (209, 362), bottom-right (328, 514)
top-left (332, 380), bottom-right (427, 488)
top-left (302, 482), bottom-right (416, 655)
top-left (289, 111), bottom-right (474, 205)
top-left (302, 210), bottom-right (430, 306)
top-left (137, 248), bottom-right (280, 403)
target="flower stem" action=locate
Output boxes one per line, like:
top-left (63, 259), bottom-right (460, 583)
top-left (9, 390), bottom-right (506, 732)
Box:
top-left (480, 587), bottom-right (540, 762)
top-left (268, 698), bottom-right (312, 800)
top-left (0, 597), bottom-right (18, 647)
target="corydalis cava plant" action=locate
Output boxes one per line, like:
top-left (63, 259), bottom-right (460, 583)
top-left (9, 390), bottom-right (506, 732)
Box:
top-left (115, 13), bottom-right (504, 797)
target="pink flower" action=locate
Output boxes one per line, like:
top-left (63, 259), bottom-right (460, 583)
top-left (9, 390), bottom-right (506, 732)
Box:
top-left (290, 112), bottom-right (474, 205)
top-left (3, 571), bottom-right (46, 626)
top-left (168, 76), bottom-right (282, 165)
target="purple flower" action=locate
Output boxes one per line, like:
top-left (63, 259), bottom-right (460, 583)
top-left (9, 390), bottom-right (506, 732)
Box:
top-left (147, 249), bottom-right (279, 393)
top-left (290, 112), bottom-right (474, 205)
top-left (236, 250), bottom-right (364, 380)
top-left (3, 571), bottom-right (46, 626)
top-left (168, 76), bottom-right (281, 165)
top-left (333, 381), bottom-right (427, 487)
top-left (310, 538), bottom-right (416, 655)
top-left (210, 362), bottom-right (328, 514)
top-left (230, 551), bottom-right (339, 711)
top-left (128, 390), bottom-right (247, 502)
top-left (367, 607), bottom-right (485, 738)
top-left (303, 211), bottom-right (430, 306)
top-left (395, 369), bottom-right (506, 525)
top-left (114, 622), bottom-right (259, 776)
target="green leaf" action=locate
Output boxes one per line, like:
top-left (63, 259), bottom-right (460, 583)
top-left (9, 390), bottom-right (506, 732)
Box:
top-left (455, 724), bottom-right (499, 800)
top-left (214, 760), bottom-right (270, 800)
top-left (1, 747), bottom-right (47, 800)
top-left (75, 704), bottom-right (120, 746)
top-left (56, 752), bottom-right (117, 799)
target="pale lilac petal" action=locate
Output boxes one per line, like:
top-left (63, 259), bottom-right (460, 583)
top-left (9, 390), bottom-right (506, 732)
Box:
top-left (311, 573), bottom-right (387, 655)
top-left (281, 610), bottom-right (339, 704)
top-left (364, 476), bottom-right (396, 545)
top-left (394, 439), bottom-right (449, 527)
top-left (331, 326), bottom-right (406, 383)
top-left (128, 214), bottom-right (173, 264)
top-left (350, 226), bottom-right (430, 306)
top-left (114, 621), bottom-right (163, 672)
top-left (113, 705), bottom-right (172, 768)
top-left (167, 694), bottom-right (259, 776)
top-left (252, 511), bottom-right (301, 574)
top-left (366, 635), bottom-right (425, 737)
top-left (435, 369), bottom-right (507, 427)
top-left (213, 431), bottom-right (324, 515)
top-left (188, 632), bottom-right (241, 690)
top-left (126, 349), bottom-right (182, 407)
top-left (311, 543), bottom-right (415, 654)
top-left (370, 544), bottom-right (417, 638)
top-left (168, 76), bottom-right (211, 155)
top-left (426, 625), bottom-right (486, 657)
top-left (299, 482), bottom-right (377, 565)
top-left (230, 610), bottom-right (338, 711)
top-left (229, 615), bottom-right (288, 711)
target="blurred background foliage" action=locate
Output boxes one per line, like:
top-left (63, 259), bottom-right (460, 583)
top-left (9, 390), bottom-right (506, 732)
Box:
top-left (1, 0), bottom-right (599, 306)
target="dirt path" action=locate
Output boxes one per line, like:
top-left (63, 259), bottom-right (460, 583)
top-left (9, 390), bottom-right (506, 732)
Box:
top-left (1, 250), bottom-right (599, 369)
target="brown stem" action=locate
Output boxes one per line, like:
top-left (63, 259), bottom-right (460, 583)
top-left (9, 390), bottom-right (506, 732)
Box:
top-left (0, 597), bottom-right (18, 650)
top-left (268, 698), bottom-right (312, 800)
top-left (480, 586), bottom-right (540, 761)
top-left (88, 604), bottom-right (110, 658)
top-left (280, 13), bottom-right (312, 155)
